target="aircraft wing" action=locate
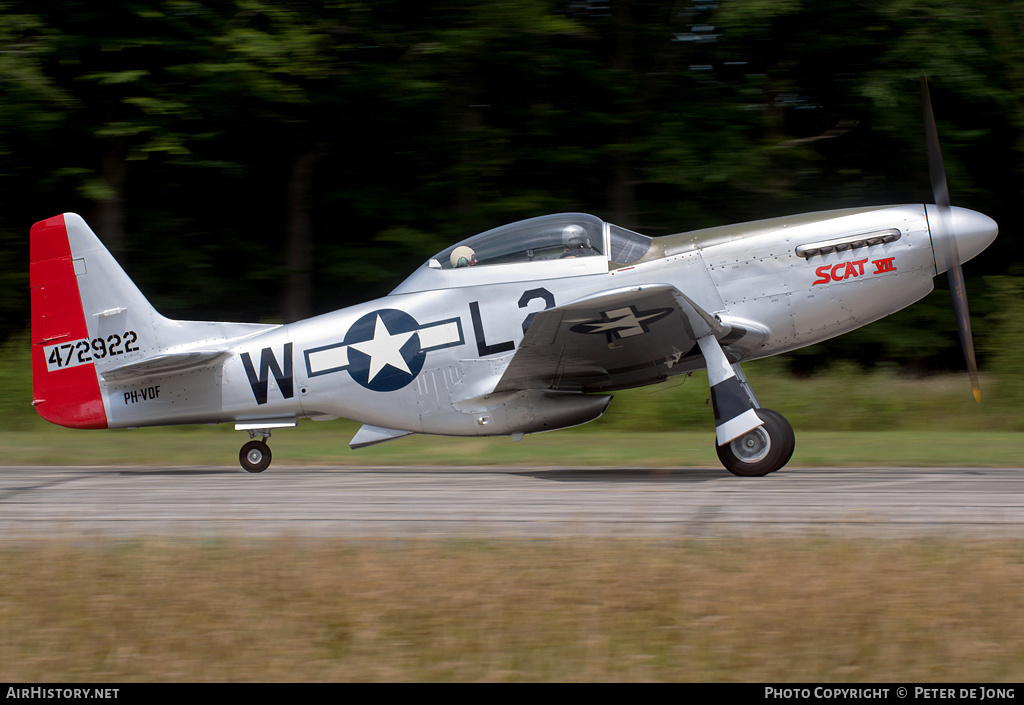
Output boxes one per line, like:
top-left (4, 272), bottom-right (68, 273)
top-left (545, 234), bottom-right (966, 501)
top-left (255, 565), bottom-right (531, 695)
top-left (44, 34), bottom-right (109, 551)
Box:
top-left (494, 284), bottom-right (725, 393)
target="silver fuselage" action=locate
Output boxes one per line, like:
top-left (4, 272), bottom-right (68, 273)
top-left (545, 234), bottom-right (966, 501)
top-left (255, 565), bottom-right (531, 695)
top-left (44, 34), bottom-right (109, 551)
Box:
top-left (91, 203), bottom-right (995, 439)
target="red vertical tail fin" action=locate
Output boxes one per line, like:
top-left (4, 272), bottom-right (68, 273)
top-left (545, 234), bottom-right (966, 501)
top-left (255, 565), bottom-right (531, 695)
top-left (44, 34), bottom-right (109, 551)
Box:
top-left (30, 214), bottom-right (108, 429)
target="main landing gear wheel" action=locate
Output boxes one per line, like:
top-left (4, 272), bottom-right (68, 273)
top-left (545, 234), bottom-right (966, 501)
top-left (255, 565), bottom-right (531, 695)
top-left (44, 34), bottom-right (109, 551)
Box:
top-left (716, 408), bottom-right (796, 477)
top-left (239, 440), bottom-right (272, 473)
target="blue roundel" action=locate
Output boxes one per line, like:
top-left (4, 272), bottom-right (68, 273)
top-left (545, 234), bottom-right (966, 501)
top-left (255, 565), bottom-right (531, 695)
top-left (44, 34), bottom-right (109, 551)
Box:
top-left (343, 309), bottom-right (425, 391)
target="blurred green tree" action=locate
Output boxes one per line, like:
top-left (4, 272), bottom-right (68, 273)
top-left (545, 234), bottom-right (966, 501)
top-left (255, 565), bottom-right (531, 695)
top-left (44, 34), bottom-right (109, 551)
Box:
top-left (0, 0), bottom-right (1017, 381)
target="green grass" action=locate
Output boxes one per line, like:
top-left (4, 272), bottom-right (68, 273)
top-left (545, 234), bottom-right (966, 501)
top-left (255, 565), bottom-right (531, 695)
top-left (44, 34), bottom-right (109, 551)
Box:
top-left (3, 329), bottom-right (1022, 467)
top-left (2, 421), bottom-right (1022, 468)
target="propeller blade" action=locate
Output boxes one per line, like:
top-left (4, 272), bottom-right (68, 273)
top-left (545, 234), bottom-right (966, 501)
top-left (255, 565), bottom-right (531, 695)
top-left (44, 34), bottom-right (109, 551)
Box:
top-left (948, 248), bottom-right (981, 402)
top-left (921, 74), bottom-right (950, 210)
top-left (921, 74), bottom-right (981, 402)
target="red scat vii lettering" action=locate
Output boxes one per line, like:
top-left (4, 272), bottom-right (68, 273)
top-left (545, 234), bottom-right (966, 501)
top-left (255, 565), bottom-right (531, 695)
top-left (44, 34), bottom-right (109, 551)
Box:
top-left (813, 257), bottom-right (896, 286)
top-left (873, 257), bottom-right (896, 273)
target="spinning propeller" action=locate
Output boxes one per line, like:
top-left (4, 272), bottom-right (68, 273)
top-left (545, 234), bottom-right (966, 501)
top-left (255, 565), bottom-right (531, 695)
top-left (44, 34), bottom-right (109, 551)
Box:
top-left (920, 74), bottom-right (985, 402)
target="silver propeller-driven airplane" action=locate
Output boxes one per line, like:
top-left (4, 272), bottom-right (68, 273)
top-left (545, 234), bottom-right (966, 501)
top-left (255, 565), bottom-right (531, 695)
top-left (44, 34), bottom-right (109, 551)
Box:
top-left (29, 79), bottom-right (998, 476)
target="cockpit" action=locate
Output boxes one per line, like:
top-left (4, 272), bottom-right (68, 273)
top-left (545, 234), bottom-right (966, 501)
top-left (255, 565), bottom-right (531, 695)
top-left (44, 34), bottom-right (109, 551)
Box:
top-left (390, 213), bottom-right (654, 295)
top-left (428, 213), bottom-right (652, 270)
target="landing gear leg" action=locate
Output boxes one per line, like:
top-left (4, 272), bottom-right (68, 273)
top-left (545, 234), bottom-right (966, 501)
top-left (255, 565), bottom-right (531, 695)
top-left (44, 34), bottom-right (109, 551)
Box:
top-left (697, 336), bottom-right (763, 444)
top-left (696, 333), bottom-right (796, 476)
top-left (239, 429), bottom-right (272, 473)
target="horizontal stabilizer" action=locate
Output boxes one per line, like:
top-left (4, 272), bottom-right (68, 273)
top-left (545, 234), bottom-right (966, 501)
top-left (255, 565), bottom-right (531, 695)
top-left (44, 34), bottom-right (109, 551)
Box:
top-left (99, 350), bottom-right (229, 381)
top-left (350, 424), bottom-right (415, 449)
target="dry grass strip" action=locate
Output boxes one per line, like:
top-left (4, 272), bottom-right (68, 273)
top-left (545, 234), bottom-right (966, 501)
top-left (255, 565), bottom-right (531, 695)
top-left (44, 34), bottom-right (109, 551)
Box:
top-left (2, 538), bottom-right (1023, 682)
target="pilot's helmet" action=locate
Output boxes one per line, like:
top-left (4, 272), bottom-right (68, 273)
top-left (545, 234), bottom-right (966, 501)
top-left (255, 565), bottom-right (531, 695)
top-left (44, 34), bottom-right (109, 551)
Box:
top-left (561, 224), bottom-right (590, 250)
top-left (450, 245), bottom-right (476, 268)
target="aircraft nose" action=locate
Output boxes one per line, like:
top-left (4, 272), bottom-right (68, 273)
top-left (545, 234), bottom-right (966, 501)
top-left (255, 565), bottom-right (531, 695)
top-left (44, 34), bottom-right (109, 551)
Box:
top-left (926, 205), bottom-right (998, 274)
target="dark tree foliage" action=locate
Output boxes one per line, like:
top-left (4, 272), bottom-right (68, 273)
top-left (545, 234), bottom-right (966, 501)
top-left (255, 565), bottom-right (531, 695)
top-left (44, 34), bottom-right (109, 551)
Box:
top-left (0, 0), bottom-right (1019, 373)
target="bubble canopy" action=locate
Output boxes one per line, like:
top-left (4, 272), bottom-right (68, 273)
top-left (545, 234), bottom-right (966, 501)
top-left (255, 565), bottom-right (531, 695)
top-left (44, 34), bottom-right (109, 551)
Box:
top-left (431, 213), bottom-right (651, 270)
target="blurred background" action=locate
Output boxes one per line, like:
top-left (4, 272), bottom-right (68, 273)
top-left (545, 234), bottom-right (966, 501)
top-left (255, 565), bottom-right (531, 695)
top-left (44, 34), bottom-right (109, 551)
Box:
top-left (1, 0), bottom-right (1021, 381)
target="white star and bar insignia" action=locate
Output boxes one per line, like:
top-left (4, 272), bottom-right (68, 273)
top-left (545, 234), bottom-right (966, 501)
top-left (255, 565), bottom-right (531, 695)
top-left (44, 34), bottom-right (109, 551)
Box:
top-left (303, 309), bottom-right (463, 392)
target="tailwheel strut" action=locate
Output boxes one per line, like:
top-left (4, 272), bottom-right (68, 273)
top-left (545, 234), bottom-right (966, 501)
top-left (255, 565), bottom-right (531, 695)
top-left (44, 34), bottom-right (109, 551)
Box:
top-left (235, 421), bottom-right (296, 473)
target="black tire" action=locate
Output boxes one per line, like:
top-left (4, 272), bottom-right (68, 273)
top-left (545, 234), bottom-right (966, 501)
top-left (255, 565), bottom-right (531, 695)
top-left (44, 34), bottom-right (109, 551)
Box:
top-left (239, 440), bottom-right (272, 473)
top-left (716, 408), bottom-right (795, 477)
top-left (758, 408), bottom-right (796, 471)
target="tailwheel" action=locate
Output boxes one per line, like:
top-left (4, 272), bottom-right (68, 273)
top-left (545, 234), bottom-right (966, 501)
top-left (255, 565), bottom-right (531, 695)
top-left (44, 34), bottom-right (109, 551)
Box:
top-left (716, 408), bottom-right (795, 477)
top-left (240, 440), bottom-right (272, 473)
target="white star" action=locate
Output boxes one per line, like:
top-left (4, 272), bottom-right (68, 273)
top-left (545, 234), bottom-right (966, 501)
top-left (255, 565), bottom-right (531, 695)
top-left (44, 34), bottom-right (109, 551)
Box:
top-left (349, 315), bottom-right (416, 382)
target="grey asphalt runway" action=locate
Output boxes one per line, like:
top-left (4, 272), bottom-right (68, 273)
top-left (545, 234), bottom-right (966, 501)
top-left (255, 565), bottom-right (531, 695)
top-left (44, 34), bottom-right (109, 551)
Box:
top-left (2, 465), bottom-right (1023, 540)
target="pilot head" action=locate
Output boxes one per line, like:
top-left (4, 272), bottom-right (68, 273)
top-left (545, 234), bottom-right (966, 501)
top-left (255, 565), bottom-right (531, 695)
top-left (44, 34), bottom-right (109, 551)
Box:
top-left (450, 245), bottom-right (477, 268)
top-left (561, 224), bottom-right (591, 256)
top-left (561, 224), bottom-right (585, 245)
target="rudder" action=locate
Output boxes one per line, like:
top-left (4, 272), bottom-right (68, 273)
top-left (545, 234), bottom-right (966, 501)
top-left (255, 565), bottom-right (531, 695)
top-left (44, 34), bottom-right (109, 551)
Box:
top-left (31, 214), bottom-right (108, 428)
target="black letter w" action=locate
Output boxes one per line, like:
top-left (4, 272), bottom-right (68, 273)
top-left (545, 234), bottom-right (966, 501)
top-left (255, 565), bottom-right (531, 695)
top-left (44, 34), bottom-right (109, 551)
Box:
top-left (241, 343), bottom-right (294, 405)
